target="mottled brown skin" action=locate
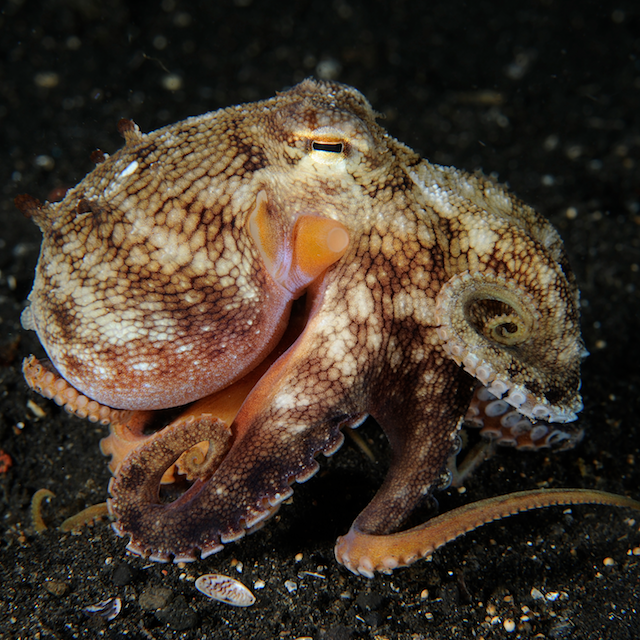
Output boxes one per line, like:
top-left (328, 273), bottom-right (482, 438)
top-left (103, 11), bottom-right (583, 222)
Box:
top-left (21, 79), bottom-right (592, 571)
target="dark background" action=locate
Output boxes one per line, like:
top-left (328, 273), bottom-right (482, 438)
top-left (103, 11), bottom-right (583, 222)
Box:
top-left (1, 1), bottom-right (639, 638)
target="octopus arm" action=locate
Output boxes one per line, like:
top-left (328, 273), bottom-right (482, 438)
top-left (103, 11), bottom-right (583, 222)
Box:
top-left (335, 488), bottom-right (640, 577)
top-left (107, 413), bottom-right (234, 562)
top-left (348, 354), bottom-right (475, 537)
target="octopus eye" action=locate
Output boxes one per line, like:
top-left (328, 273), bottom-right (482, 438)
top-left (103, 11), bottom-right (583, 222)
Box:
top-left (309, 138), bottom-right (346, 165)
top-left (311, 141), bottom-right (344, 153)
top-left (465, 297), bottom-right (532, 346)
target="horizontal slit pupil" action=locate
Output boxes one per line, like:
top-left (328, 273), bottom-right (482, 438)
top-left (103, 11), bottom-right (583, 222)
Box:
top-left (312, 141), bottom-right (343, 153)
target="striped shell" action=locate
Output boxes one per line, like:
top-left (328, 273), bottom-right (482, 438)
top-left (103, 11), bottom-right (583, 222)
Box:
top-left (195, 574), bottom-right (256, 607)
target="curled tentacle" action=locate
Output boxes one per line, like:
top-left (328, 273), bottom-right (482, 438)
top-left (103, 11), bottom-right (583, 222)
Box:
top-left (434, 269), bottom-right (584, 423)
top-left (108, 413), bottom-right (233, 562)
top-left (335, 488), bottom-right (640, 577)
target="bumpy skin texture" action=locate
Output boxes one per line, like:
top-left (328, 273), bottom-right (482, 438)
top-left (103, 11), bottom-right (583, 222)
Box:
top-left (21, 79), bottom-right (587, 569)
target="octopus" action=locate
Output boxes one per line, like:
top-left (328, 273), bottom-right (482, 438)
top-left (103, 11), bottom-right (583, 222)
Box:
top-left (17, 79), bottom-right (640, 577)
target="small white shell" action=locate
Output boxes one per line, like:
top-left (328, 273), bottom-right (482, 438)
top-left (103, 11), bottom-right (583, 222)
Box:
top-left (195, 574), bottom-right (256, 607)
top-left (83, 597), bottom-right (122, 621)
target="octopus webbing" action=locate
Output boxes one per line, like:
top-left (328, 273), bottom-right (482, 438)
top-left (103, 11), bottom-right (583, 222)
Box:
top-left (18, 79), bottom-right (640, 577)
